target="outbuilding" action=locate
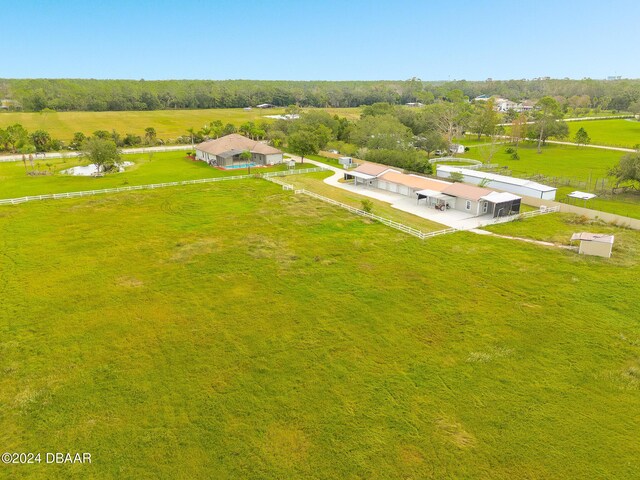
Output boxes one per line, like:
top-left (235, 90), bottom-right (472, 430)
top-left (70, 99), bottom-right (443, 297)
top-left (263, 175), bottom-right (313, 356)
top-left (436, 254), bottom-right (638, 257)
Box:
top-left (436, 165), bottom-right (557, 200)
top-left (441, 183), bottom-right (494, 216)
top-left (570, 232), bottom-right (614, 258)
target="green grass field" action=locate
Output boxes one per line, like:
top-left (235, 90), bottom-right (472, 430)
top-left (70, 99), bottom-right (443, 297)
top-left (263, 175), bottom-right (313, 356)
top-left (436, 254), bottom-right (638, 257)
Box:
top-left (282, 170), bottom-right (446, 232)
top-left (567, 119), bottom-right (640, 148)
top-left (467, 142), bottom-right (622, 180)
top-left (0, 107), bottom-right (362, 143)
top-left (459, 142), bottom-right (640, 219)
top-left (1, 181), bottom-right (639, 478)
top-left (485, 211), bottom-right (638, 252)
top-left (0, 151), bottom-right (306, 198)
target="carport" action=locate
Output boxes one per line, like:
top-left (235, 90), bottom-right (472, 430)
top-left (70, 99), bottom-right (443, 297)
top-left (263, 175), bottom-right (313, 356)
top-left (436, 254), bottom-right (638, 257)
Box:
top-left (416, 189), bottom-right (456, 210)
top-left (344, 170), bottom-right (376, 187)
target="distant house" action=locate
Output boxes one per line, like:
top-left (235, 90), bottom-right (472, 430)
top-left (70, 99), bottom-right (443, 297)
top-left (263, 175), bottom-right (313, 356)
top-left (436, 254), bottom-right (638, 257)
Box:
top-left (0, 99), bottom-right (20, 110)
top-left (405, 102), bottom-right (424, 107)
top-left (494, 98), bottom-right (518, 112)
top-left (256, 103), bottom-right (275, 109)
top-left (475, 95), bottom-right (534, 113)
top-left (195, 134), bottom-right (283, 167)
top-left (570, 232), bottom-right (614, 258)
top-left (449, 144), bottom-right (465, 154)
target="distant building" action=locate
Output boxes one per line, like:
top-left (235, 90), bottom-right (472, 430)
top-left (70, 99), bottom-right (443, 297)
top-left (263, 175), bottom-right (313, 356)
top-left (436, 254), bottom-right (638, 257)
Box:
top-left (474, 95), bottom-right (532, 112)
top-left (0, 99), bottom-right (21, 110)
top-left (449, 144), bottom-right (465, 154)
top-left (436, 165), bottom-right (557, 200)
top-left (195, 134), bottom-right (283, 167)
top-left (256, 103), bottom-right (275, 109)
top-left (405, 102), bottom-right (424, 107)
top-left (607, 76), bottom-right (622, 81)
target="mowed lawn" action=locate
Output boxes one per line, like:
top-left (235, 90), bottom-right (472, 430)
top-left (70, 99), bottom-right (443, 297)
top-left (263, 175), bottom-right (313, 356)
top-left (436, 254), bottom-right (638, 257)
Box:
top-left (0, 151), bottom-right (306, 198)
top-left (567, 119), bottom-right (640, 148)
top-left (0, 107), bottom-right (361, 143)
top-left (465, 142), bottom-right (622, 180)
top-left (1, 180), bottom-right (640, 478)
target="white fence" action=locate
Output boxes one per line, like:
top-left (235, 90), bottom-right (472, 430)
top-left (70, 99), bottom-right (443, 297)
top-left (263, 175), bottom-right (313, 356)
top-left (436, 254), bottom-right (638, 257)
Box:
top-left (517, 205), bottom-right (560, 218)
top-left (0, 145), bottom-right (194, 163)
top-left (264, 177), bottom-right (295, 190)
top-left (481, 205), bottom-right (560, 227)
top-left (286, 187), bottom-right (458, 240)
top-left (264, 174), bottom-right (459, 239)
top-left (0, 167), bottom-right (326, 205)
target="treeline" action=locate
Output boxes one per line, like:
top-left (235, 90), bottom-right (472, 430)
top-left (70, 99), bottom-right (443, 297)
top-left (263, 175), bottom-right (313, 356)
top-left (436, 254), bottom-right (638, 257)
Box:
top-left (1, 78), bottom-right (640, 112)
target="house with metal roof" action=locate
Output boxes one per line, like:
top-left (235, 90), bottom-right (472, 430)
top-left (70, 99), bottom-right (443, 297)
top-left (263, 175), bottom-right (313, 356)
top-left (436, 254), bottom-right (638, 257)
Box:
top-left (346, 163), bottom-right (522, 218)
top-left (343, 162), bottom-right (400, 187)
top-left (195, 134), bottom-right (283, 167)
top-left (436, 165), bottom-right (557, 200)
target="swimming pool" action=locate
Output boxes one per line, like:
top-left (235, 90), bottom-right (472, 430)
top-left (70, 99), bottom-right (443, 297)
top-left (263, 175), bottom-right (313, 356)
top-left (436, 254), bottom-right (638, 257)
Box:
top-left (224, 163), bottom-right (257, 170)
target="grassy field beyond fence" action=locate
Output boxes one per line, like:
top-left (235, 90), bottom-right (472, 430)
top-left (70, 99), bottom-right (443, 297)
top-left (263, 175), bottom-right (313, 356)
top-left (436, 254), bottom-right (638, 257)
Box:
top-left (0, 107), bottom-right (362, 143)
top-left (1, 180), bottom-right (639, 478)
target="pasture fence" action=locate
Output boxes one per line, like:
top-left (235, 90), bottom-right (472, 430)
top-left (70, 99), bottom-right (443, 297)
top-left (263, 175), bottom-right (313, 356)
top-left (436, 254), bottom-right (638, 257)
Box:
top-left (482, 205), bottom-right (560, 227)
top-left (0, 167), bottom-right (326, 206)
top-left (287, 187), bottom-right (458, 240)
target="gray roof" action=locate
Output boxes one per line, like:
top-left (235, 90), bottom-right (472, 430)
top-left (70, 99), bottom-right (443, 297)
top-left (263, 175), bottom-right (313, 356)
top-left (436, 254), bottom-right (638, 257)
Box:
top-left (218, 149), bottom-right (245, 159)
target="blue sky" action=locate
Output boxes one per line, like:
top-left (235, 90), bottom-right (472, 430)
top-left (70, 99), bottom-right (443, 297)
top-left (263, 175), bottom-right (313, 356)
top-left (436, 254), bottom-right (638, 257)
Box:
top-left (2, 0), bottom-right (638, 80)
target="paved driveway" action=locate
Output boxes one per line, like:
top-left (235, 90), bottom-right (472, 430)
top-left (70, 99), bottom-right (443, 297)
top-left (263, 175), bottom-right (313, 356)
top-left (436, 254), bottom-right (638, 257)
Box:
top-left (292, 156), bottom-right (497, 230)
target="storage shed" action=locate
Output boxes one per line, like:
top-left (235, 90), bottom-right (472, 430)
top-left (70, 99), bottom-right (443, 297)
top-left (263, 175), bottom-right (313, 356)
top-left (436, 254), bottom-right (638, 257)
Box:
top-left (570, 233), bottom-right (614, 258)
top-left (436, 165), bottom-right (557, 200)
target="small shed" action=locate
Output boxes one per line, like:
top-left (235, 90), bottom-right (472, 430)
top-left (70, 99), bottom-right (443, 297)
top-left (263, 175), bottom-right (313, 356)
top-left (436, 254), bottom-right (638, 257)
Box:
top-left (339, 156), bottom-right (353, 167)
top-left (570, 232), bottom-right (614, 258)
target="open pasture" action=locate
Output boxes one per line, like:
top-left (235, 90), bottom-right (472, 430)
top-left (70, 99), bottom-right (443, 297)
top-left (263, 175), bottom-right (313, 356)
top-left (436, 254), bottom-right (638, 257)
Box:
top-left (567, 119), bottom-right (640, 148)
top-left (0, 107), bottom-right (362, 143)
top-left (1, 180), bottom-right (639, 478)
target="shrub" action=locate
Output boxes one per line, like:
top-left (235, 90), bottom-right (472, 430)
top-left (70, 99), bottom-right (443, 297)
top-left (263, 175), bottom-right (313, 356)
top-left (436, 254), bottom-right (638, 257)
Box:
top-left (364, 149), bottom-right (433, 174)
top-left (504, 147), bottom-right (515, 154)
top-left (510, 152), bottom-right (520, 160)
top-left (361, 199), bottom-right (374, 213)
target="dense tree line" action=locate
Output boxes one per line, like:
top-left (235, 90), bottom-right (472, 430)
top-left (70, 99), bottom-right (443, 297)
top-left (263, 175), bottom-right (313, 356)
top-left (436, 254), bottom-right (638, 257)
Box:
top-left (1, 78), bottom-right (640, 112)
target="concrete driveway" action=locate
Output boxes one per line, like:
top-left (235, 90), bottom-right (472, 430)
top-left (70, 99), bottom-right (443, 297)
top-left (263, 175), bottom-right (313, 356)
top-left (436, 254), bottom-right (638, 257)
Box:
top-left (291, 156), bottom-right (497, 230)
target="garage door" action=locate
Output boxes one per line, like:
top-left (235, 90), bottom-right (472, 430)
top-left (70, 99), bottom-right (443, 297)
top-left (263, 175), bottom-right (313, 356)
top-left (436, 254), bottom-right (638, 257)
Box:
top-left (398, 185), bottom-right (410, 196)
top-left (387, 183), bottom-right (398, 193)
top-left (378, 181), bottom-right (388, 191)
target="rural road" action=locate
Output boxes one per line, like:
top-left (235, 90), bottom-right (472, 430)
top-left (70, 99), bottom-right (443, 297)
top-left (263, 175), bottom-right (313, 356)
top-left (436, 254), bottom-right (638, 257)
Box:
top-left (469, 134), bottom-right (637, 153)
top-left (497, 115), bottom-right (634, 126)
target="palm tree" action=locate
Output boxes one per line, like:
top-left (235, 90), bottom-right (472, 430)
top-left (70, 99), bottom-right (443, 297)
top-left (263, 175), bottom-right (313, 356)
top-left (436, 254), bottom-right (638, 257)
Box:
top-left (240, 150), bottom-right (253, 174)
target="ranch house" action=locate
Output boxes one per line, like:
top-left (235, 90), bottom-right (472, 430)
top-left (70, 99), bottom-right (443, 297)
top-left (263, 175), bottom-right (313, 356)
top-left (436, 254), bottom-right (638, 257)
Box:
top-left (195, 134), bottom-right (283, 167)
